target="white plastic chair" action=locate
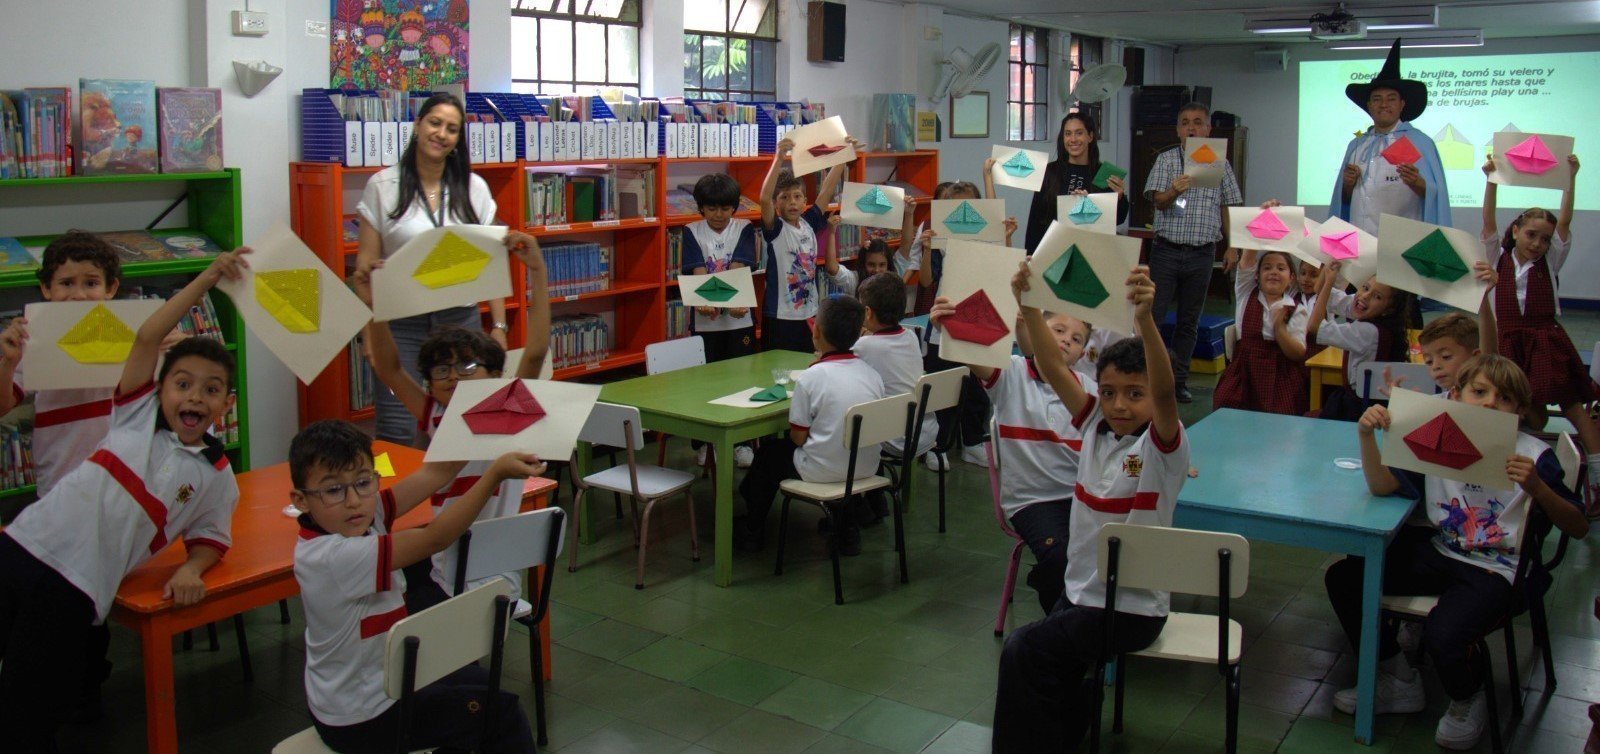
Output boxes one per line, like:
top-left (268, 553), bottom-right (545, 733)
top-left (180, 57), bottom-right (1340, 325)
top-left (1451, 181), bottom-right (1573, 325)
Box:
top-left (566, 402), bottom-right (699, 589)
top-left (985, 416), bottom-right (1026, 636)
top-left (911, 368), bottom-right (965, 533)
top-left (446, 507), bottom-right (566, 747)
top-left (1223, 324), bottom-right (1238, 362)
top-left (774, 393), bottom-right (918, 604)
top-left (1093, 524), bottom-right (1250, 754)
top-left (273, 580), bottom-right (517, 754)
top-left (646, 336), bottom-right (709, 468)
top-left (1356, 360), bottom-right (1439, 401)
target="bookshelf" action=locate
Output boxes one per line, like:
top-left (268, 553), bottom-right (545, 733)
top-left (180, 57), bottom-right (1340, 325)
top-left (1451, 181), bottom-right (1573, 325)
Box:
top-left (289, 150), bottom-right (938, 426)
top-left (0, 168), bottom-right (253, 497)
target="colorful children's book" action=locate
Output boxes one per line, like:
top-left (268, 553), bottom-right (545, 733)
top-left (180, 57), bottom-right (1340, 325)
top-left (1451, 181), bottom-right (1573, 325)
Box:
top-left (79, 79), bottom-right (159, 175)
top-left (98, 230), bottom-right (177, 262)
top-left (0, 238), bottom-right (39, 272)
top-left (157, 232), bottom-right (224, 258)
top-left (157, 88), bottom-right (223, 173)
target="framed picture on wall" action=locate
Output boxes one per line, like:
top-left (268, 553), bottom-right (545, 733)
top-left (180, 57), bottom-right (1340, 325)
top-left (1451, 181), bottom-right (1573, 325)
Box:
top-left (950, 91), bottom-right (989, 139)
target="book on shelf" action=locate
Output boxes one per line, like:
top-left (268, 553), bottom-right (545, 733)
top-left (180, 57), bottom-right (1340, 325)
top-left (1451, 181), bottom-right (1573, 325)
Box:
top-left (539, 241), bottom-right (612, 298)
top-left (664, 186), bottom-right (759, 217)
top-left (0, 238), bottom-right (40, 272)
top-left (157, 87), bottom-right (224, 173)
top-left (666, 228), bottom-right (683, 280)
top-left (79, 78), bottom-right (158, 175)
top-left (833, 223), bottom-right (901, 251)
top-left (524, 164), bottom-right (657, 226)
top-left (98, 229), bottom-right (224, 263)
top-left (665, 299), bottom-right (690, 340)
top-left (342, 216), bottom-right (360, 244)
top-left (0, 87), bottom-right (72, 179)
top-left (348, 331), bottom-right (375, 412)
top-left (549, 313), bottom-right (611, 370)
top-left (0, 429), bottom-right (36, 492)
top-left (209, 401), bottom-right (241, 446)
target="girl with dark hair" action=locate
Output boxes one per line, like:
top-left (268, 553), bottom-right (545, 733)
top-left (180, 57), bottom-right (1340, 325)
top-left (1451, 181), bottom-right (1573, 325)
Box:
top-left (354, 92), bottom-right (511, 445)
top-left (1022, 112), bottom-right (1129, 253)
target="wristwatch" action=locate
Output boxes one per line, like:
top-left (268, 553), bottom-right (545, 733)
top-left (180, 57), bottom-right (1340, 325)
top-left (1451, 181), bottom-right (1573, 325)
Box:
top-left (490, 322), bottom-right (508, 332)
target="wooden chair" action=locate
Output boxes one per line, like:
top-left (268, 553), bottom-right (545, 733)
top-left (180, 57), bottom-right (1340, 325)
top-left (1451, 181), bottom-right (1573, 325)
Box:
top-left (272, 580), bottom-right (517, 754)
top-left (774, 393), bottom-right (917, 604)
top-left (1093, 524), bottom-right (1250, 754)
top-left (445, 507), bottom-right (565, 747)
top-left (566, 403), bottom-right (699, 589)
top-left (984, 416), bottom-right (1026, 637)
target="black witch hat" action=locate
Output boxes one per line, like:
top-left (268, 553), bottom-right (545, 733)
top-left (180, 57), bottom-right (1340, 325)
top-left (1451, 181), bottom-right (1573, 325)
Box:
top-left (1344, 39), bottom-right (1427, 121)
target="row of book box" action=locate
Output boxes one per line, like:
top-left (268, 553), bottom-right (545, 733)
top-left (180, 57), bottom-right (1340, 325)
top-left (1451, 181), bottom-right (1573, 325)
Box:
top-left (303, 89), bottom-right (828, 167)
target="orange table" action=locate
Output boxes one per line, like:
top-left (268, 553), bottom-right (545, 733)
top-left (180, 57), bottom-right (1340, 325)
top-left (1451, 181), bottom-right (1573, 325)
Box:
top-left (1307, 346), bottom-right (1346, 411)
top-left (110, 442), bottom-right (557, 754)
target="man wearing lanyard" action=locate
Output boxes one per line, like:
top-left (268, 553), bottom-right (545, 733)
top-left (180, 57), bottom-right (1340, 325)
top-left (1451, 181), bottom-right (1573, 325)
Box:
top-left (1144, 102), bottom-right (1242, 403)
top-left (1329, 39), bottom-right (1451, 234)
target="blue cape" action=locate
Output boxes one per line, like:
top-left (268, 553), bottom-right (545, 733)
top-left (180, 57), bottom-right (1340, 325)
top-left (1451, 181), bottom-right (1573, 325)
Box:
top-left (1329, 122), bottom-right (1452, 227)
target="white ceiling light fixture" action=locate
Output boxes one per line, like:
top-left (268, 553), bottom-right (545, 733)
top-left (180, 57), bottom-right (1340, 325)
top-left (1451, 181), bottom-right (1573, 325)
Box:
top-left (1247, 4), bottom-right (1439, 36)
top-left (1326, 28), bottom-right (1484, 50)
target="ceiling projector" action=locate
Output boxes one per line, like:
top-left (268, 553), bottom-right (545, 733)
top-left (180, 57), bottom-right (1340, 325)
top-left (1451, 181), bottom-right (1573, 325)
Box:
top-left (1310, 11), bottom-right (1367, 40)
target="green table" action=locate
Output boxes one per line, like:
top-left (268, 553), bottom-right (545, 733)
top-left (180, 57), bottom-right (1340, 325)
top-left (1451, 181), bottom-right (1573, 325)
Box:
top-left (594, 350), bottom-right (817, 586)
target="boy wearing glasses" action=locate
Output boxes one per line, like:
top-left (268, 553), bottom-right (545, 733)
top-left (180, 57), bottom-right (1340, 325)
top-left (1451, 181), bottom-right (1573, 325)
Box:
top-left (351, 232), bottom-right (551, 612)
top-left (0, 249), bottom-right (249, 750)
top-left (290, 420), bottom-right (543, 753)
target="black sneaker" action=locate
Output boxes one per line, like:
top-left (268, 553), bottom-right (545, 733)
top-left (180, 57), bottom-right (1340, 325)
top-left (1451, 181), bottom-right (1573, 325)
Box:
top-left (1175, 385), bottom-right (1194, 403)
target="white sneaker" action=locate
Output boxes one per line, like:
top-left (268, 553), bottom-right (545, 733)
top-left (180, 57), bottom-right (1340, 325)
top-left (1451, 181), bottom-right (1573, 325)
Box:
top-left (961, 443), bottom-right (989, 468)
top-left (1332, 670), bottom-right (1426, 716)
top-left (922, 451), bottom-right (949, 472)
top-left (1434, 691), bottom-right (1487, 750)
top-left (1396, 621), bottom-right (1422, 654)
top-left (695, 445), bottom-right (709, 467)
top-left (734, 445), bottom-right (755, 468)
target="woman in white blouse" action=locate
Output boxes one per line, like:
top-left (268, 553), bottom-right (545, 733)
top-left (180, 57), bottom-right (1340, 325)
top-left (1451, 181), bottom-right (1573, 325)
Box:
top-left (355, 93), bottom-right (510, 445)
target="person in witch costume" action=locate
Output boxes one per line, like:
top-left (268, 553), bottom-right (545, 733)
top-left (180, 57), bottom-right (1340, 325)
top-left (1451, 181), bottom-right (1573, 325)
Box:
top-left (1330, 40), bottom-right (1452, 235)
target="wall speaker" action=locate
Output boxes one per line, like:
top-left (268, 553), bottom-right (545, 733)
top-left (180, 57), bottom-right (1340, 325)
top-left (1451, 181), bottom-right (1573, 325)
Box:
top-left (1254, 49), bottom-right (1288, 73)
top-left (808, 1), bottom-right (846, 63)
top-left (1122, 46), bottom-right (1146, 86)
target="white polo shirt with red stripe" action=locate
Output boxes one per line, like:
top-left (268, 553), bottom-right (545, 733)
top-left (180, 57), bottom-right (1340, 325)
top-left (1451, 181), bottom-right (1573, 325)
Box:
top-left (12, 366), bottom-right (115, 495)
top-left (3, 381), bottom-right (237, 622)
top-left (1062, 397), bottom-right (1190, 617)
top-left (790, 352), bottom-right (886, 482)
top-left (852, 326), bottom-right (937, 456)
top-left (421, 396), bottom-right (522, 598)
top-left (982, 356), bottom-right (1095, 517)
top-left (294, 488), bottom-right (408, 726)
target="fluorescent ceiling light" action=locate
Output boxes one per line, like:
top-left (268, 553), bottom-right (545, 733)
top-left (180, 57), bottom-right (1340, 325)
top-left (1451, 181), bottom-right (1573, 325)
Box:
top-left (1326, 29), bottom-right (1483, 49)
top-left (1365, 6), bottom-right (1440, 31)
top-left (1246, 18), bottom-right (1314, 34)
top-left (1247, 5), bottom-right (1439, 35)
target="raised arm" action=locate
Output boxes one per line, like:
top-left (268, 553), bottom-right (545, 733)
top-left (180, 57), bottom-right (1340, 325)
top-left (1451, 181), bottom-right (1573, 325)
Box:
top-left (387, 459), bottom-right (470, 517)
top-left (1272, 306), bottom-right (1307, 361)
top-left (814, 140), bottom-right (858, 211)
top-left (0, 317), bottom-right (26, 414)
top-left (120, 248), bottom-right (249, 395)
top-left (1014, 262), bottom-right (1089, 415)
top-left (928, 296), bottom-right (996, 384)
top-left (349, 264), bottom-right (430, 420)
top-left (760, 138), bottom-right (792, 229)
top-left (507, 232), bottom-right (550, 379)
top-left (1305, 262), bottom-right (1339, 347)
top-left (823, 214), bottom-right (843, 276)
top-left (1481, 157), bottom-right (1499, 239)
top-left (1129, 266), bottom-right (1181, 446)
top-left (1356, 405), bottom-right (1402, 496)
top-left (1558, 154), bottom-right (1578, 240)
top-left (391, 453), bottom-right (545, 568)
top-left (982, 157), bottom-right (998, 199)
top-left (1475, 261), bottom-right (1498, 355)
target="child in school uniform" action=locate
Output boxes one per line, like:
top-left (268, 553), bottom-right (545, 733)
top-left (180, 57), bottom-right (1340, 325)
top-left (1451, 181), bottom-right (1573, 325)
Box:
top-left (351, 232), bottom-right (550, 612)
top-left (819, 214), bottom-right (876, 297)
top-left (0, 249), bottom-right (248, 751)
top-left (759, 137), bottom-right (855, 354)
top-left (920, 178), bottom-right (1019, 469)
top-left (1306, 262), bottom-right (1419, 421)
top-left (289, 420), bottom-right (541, 753)
top-left (737, 296), bottom-right (885, 555)
top-left (681, 173), bottom-right (759, 468)
top-left (1213, 246), bottom-right (1311, 414)
top-left (1480, 154), bottom-right (1600, 494)
top-left (1414, 313), bottom-right (1484, 394)
top-left (853, 273), bottom-right (938, 524)
top-left (930, 290), bottom-right (1095, 613)
top-left (993, 262), bottom-right (1189, 752)
top-left (1327, 354), bottom-right (1587, 750)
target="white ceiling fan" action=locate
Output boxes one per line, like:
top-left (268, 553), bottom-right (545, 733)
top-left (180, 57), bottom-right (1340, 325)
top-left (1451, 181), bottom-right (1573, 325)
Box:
top-left (1065, 62), bottom-right (1127, 106)
top-left (931, 43), bottom-right (1002, 102)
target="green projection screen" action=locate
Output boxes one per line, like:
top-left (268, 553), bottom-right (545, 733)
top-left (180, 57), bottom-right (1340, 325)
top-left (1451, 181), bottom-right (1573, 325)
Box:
top-left (1297, 52), bottom-right (1600, 210)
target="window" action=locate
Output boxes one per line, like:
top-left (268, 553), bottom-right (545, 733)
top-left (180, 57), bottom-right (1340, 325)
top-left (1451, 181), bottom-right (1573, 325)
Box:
top-left (1007, 24), bottom-right (1049, 142)
top-left (510, 0), bottom-right (641, 96)
top-left (1067, 33), bottom-right (1105, 129)
top-left (684, 0), bottom-right (778, 102)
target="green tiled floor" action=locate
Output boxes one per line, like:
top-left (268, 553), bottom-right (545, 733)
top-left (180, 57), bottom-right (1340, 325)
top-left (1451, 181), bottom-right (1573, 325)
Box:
top-left (56, 308), bottom-right (1600, 753)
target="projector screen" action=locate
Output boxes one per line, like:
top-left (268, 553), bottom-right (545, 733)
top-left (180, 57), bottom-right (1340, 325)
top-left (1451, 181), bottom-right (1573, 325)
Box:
top-left (1297, 52), bottom-right (1600, 210)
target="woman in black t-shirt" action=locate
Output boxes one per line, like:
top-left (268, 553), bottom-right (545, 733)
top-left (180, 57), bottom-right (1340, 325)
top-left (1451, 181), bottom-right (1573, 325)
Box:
top-left (1023, 112), bottom-right (1129, 253)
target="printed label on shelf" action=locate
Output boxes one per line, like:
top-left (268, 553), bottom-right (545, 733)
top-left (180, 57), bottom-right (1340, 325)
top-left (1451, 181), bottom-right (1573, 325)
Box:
top-left (564, 295), bottom-right (582, 302)
top-left (585, 362), bottom-right (601, 370)
top-left (544, 224), bottom-right (571, 231)
top-left (593, 219), bottom-right (620, 227)
top-left (642, 217), bottom-right (657, 223)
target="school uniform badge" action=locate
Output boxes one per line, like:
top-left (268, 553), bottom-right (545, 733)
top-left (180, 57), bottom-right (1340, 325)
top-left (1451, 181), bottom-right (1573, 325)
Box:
top-left (176, 483), bottom-right (195, 505)
top-left (1122, 454), bottom-right (1144, 478)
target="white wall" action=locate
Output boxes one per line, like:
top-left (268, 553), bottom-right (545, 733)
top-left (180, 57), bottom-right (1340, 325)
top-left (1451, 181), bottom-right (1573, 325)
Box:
top-left (1176, 36), bottom-right (1600, 301)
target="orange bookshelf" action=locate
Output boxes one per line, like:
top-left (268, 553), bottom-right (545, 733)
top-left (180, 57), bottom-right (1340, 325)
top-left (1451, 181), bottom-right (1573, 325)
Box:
top-left (289, 150), bottom-right (936, 427)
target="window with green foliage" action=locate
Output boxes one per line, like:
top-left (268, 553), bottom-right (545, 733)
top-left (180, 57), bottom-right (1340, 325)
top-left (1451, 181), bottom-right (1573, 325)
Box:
top-left (1008, 24), bottom-right (1049, 141)
top-left (684, 0), bottom-right (778, 102)
top-left (510, 0), bottom-right (641, 96)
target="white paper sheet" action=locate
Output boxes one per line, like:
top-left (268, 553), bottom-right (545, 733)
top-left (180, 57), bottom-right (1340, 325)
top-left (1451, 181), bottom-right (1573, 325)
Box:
top-left (503, 348), bottom-right (554, 380)
top-left (930, 198), bottom-right (1007, 247)
top-left (839, 182), bottom-right (908, 230)
top-left (1022, 221), bottom-right (1142, 335)
top-left (678, 267), bottom-right (759, 309)
top-left (708, 386), bottom-right (790, 408)
top-left (371, 224), bottom-right (510, 322)
top-left (1228, 206), bottom-right (1307, 254)
top-left (21, 299), bottom-right (164, 390)
top-left (989, 145), bottom-right (1048, 192)
top-left (1489, 131), bottom-right (1575, 191)
top-left (1381, 387), bottom-right (1517, 489)
top-left (1297, 216), bottom-right (1378, 288)
top-left (1376, 214), bottom-right (1488, 313)
top-left (1182, 137), bottom-right (1229, 189)
top-left (1054, 193), bottom-right (1120, 237)
top-left (424, 378), bottom-right (602, 462)
top-left (936, 239), bottom-right (1025, 370)
top-left (787, 116), bottom-right (857, 177)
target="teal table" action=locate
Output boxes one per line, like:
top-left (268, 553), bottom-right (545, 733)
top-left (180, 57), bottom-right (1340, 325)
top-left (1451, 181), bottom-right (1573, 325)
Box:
top-left (1175, 409), bottom-right (1413, 746)
top-left (595, 350), bottom-right (817, 587)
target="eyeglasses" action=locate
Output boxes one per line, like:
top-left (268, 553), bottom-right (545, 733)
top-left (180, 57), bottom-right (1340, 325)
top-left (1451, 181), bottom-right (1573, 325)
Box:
top-left (427, 361), bottom-right (482, 381)
top-left (297, 472), bottom-right (380, 507)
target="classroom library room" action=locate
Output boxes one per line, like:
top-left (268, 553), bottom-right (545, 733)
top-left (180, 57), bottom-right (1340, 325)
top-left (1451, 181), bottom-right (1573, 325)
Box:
top-left (4, 0), bottom-right (1600, 752)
